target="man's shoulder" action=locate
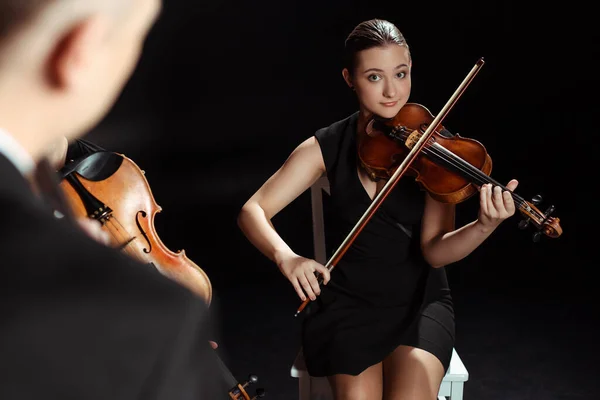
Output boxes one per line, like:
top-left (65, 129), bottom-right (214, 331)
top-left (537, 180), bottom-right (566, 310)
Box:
top-left (0, 200), bottom-right (191, 302)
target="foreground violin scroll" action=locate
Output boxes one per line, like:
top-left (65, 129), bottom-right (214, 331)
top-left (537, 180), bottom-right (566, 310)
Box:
top-left (220, 365), bottom-right (266, 399)
top-left (57, 151), bottom-right (266, 399)
top-left (294, 57), bottom-right (563, 317)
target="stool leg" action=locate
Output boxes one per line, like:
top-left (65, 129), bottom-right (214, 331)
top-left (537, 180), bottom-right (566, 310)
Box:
top-left (450, 382), bottom-right (464, 400)
top-left (298, 375), bottom-right (310, 400)
top-left (310, 180), bottom-right (327, 265)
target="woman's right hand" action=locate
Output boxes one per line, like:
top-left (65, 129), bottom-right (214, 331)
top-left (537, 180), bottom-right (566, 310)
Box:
top-left (278, 254), bottom-right (331, 301)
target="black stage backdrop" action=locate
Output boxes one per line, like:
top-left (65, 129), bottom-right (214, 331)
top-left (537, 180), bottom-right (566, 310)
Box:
top-left (80, 1), bottom-right (593, 398)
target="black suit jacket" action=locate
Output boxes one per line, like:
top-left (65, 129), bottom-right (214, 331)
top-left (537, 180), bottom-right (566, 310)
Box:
top-left (0, 153), bottom-right (223, 399)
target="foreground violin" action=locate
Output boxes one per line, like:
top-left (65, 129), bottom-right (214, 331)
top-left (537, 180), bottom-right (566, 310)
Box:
top-left (295, 57), bottom-right (563, 316)
top-left (57, 151), bottom-right (265, 399)
top-left (58, 151), bottom-right (213, 303)
top-left (359, 102), bottom-right (562, 241)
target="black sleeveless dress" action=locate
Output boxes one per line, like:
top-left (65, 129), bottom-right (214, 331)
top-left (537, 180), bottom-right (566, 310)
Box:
top-left (301, 112), bottom-right (455, 377)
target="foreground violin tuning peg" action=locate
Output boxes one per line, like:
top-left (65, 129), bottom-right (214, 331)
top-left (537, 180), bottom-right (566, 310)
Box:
top-left (251, 388), bottom-right (266, 399)
top-left (228, 373), bottom-right (259, 399)
top-left (244, 374), bottom-right (258, 385)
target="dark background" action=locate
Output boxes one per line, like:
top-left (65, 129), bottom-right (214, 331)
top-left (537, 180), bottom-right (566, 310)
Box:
top-left (82, 1), bottom-right (593, 398)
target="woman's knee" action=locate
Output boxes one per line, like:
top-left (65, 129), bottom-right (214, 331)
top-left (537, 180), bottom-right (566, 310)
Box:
top-left (328, 364), bottom-right (383, 400)
top-left (383, 346), bottom-right (445, 400)
top-left (332, 386), bottom-right (379, 400)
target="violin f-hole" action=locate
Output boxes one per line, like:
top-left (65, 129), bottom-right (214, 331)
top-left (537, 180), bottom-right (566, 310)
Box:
top-left (135, 210), bottom-right (153, 253)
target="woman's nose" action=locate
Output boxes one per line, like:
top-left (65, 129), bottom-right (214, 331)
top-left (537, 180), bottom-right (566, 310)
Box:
top-left (383, 81), bottom-right (396, 98)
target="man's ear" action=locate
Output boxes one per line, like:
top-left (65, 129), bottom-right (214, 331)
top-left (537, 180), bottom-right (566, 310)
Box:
top-left (341, 68), bottom-right (353, 88)
top-left (46, 15), bottom-right (108, 89)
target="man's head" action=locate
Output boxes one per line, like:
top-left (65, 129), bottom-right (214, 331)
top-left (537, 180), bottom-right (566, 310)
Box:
top-left (0, 0), bottom-right (161, 161)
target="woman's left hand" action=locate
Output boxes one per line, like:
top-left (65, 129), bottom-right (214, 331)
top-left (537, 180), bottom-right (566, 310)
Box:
top-left (477, 179), bottom-right (519, 231)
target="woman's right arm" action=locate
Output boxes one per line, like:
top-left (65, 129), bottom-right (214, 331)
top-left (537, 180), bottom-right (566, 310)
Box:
top-left (237, 136), bottom-right (331, 301)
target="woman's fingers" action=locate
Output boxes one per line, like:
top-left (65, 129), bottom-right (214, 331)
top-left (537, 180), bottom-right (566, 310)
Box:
top-left (291, 279), bottom-right (307, 302)
top-left (305, 269), bottom-right (322, 297)
top-left (314, 264), bottom-right (331, 285)
top-left (297, 273), bottom-right (317, 301)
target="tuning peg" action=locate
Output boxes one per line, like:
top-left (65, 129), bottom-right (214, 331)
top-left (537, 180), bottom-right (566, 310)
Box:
top-left (532, 194), bottom-right (542, 205)
top-left (532, 231), bottom-right (542, 242)
top-left (518, 219), bottom-right (530, 230)
top-left (251, 388), bottom-right (266, 399)
top-left (245, 374), bottom-right (258, 385)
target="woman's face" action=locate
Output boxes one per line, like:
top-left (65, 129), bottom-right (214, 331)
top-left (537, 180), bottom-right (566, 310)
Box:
top-left (345, 44), bottom-right (411, 119)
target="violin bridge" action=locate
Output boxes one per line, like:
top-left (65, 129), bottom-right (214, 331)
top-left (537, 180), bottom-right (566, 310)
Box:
top-left (405, 130), bottom-right (421, 149)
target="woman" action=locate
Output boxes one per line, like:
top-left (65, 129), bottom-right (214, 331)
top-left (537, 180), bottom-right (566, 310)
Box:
top-left (237, 19), bottom-right (518, 399)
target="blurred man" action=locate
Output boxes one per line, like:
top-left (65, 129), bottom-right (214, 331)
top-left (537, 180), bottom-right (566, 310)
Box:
top-left (0, 0), bottom-right (222, 398)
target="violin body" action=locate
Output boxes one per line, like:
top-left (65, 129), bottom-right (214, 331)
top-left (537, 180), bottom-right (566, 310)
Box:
top-left (358, 102), bottom-right (562, 240)
top-left (58, 151), bottom-right (212, 304)
top-left (359, 103), bottom-right (493, 204)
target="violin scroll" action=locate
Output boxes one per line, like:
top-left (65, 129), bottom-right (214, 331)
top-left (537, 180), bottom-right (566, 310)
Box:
top-left (228, 374), bottom-right (266, 399)
top-left (517, 194), bottom-right (562, 241)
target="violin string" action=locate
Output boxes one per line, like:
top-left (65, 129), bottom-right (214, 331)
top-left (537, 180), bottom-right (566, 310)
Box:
top-left (398, 129), bottom-right (496, 189)
top-left (394, 128), bottom-right (545, 223)
top-left (423, 142), bottom-right (520, 201)
top-left (422, 142), bottom-right (545, 221)
top-left (102, 221), bottom-right (125, 245)
top-left (398, 127), bottom-right (527, 202)
top-left (104, 219), bottom-right (135, 257)
top-left (104, 218), bottom-right (143, 260)
top-left (417, 140), bottom-right (543, 220)
top-left (425, 142), bottom-right (524, 203)
top-left (109, 217), bottom-right (153, 263)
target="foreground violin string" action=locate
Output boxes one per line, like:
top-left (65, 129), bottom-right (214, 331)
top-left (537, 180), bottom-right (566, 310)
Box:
top-left (104, 217), bottom-right (150, 261)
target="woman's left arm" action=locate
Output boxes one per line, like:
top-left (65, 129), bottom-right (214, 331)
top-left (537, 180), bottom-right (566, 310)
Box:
top-left (420, 180), bottom-right (519, 268)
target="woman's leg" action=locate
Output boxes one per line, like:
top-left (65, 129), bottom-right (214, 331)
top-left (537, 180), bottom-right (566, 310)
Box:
top-left (327, 362), bottom-right (384, 400)
top-left (382, 345), bottom-right (445, 400)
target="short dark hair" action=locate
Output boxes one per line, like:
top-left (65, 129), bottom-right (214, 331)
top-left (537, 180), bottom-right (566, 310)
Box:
top-left (0, 0), bottom-right (53, 42)
top-left (344, 19), bottom-right (410, 74)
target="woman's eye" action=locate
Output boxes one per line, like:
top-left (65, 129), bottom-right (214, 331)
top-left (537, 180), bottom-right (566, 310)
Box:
top-left (397, 72), bottom-right (406, 79)
top-left (368, 74), bottom-right (381, 82)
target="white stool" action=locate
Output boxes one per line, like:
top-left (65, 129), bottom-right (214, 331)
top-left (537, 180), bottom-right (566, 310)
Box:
top-left (290, 347), bottom-right (468, 400)
top-left (289, 176), bottom-right (469, 400)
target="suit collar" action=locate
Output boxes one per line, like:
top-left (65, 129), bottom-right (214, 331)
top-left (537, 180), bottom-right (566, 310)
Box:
top-left (0, 153), bottom-right (42, 209)
top-left (0, 128), bottom-right (35, 176)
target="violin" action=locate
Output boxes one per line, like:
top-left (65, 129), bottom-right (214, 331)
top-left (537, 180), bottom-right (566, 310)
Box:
top-left (58, 151), bottom-right (213, 303)
top-left (358, 102), bottom-right (562, 240)
top-left (56, 151), bottom-right (266, 399)
top-left (295, 57), bottom-right (563, 316)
